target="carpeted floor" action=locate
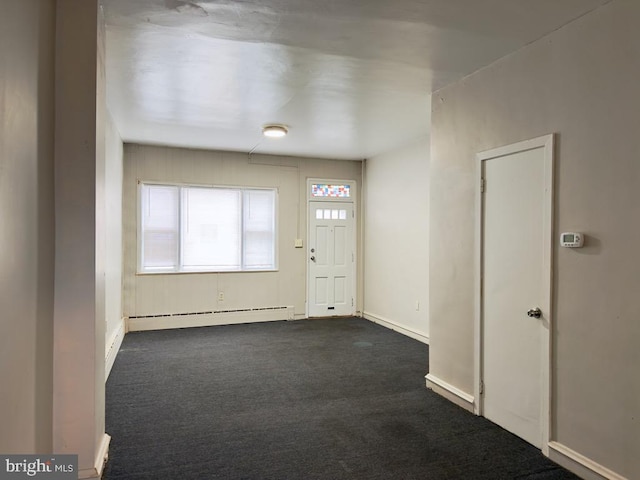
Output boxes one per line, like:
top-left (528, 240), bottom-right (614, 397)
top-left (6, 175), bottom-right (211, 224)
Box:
top-left (104, 317), bottom-right (578, 479)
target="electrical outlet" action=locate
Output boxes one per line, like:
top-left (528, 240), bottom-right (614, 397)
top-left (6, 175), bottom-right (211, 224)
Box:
top-left (218, 292), bottom-right (224, 302)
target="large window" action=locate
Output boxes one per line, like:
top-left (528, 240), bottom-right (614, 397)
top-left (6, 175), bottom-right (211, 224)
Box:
top-left (139, 183), bottom-right (277, 273)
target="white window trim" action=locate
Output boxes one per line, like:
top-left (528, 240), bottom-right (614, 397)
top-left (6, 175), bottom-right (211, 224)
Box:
top-left (137, 181), bottom-right (279, 274)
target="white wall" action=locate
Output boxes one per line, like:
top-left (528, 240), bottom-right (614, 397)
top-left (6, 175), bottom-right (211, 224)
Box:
top-left (363, 137), bottom-right (430, 343)
top-left (105, 110), bottom-right (124, 374)
top-left (0, 0), bottom-right (55, 454)
top-left (123, 145), bottom-right (362, 327)
top-left (429, 1), bottom-right (639, 478)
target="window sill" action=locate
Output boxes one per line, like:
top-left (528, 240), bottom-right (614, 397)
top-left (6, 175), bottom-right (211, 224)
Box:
top-left (136, 269), bottom-right (279, 276)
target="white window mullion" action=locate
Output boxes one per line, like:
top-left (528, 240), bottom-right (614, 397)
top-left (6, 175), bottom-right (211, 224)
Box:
top-left (240, 190), bottom-right (246, 270)
top-left (178, 186), bottom-right (185, 272)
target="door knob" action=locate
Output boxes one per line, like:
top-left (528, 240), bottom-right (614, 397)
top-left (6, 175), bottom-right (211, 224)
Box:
top-left (527, 307), bottom-right (542, 318)
top-left (310, 256), bottom-right (316, 262)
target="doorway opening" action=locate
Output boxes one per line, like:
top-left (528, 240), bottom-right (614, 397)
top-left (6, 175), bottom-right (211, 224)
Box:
top-left (306, 179), bottom-right (357, 318)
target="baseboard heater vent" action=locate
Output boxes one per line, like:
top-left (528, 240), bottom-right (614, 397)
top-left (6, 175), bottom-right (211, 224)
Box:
top-left (129, 306), bottom-right (291, 319)
top-left (128, 306), bottom-right (294, 332)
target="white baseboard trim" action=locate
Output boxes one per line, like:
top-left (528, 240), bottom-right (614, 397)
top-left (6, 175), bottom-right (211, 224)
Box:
top-left (548, 441), bottom-right (628, 480)
top-left (363, 311), bottom-right (429, 345)
top-left (105, 320), bottom-right (125, 380)
top-left (128, 306), bottom-right (294, 332)
top-left (425, 373), bottom-right (475, 413)
top-left (78, 433), bottom-right (110, 479)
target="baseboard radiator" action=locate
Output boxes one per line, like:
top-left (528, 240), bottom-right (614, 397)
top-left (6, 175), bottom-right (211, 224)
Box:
top-left (128, 306), bottom-right (295, 332)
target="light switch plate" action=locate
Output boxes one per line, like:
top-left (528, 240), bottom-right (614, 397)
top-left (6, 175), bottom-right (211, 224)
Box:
top-left (294, 239), bottom-right (304, 248)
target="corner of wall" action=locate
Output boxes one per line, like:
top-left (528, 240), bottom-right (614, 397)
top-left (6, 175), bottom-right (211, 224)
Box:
top-left (105, 319), bottom-right (125, 380)
top-left (425, 373), bottom-right (475, 413)
top-left (548, 442), bottom-right (629, 480)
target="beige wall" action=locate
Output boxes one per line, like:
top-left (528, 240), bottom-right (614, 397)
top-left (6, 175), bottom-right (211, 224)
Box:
top-left (429, 1), bottom-right (639, 478)
top-left (0, 2), bottom-right (112, 469)
top-left (53, 1), bottom-right (108, 476)
top-left (123, 145), bottom-right (362, 324)
top-left (0, 0), bottom-right (55, 454)
top-left (363, 137), bottom-right (430, 342)
top-left (105, 111), bottom-right (124, 354)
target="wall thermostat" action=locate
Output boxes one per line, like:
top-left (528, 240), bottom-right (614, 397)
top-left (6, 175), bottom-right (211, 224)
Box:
top-left (560, 232), bottom-right (584, 248)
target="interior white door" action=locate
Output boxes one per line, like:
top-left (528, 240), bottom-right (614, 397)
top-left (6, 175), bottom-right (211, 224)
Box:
top-left (308, 201), bottom-right (354, 317)
top-left (481, 144), bottom-right (550, 449)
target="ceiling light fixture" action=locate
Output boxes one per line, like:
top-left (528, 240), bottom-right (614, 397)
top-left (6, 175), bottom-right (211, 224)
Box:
top-left (262, 124), bottom-right (288, 138)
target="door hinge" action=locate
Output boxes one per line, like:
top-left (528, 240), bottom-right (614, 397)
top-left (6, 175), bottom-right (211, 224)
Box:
top-left (480, 178), bottom-right (486, 193)
top-left (352, 298), bottom-right (354, 307)
top-left (480, 380), bottom-right (484, 395)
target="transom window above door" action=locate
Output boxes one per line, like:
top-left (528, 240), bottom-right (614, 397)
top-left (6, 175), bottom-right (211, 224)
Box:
top-left (311, 184), bottom-right (351, 198)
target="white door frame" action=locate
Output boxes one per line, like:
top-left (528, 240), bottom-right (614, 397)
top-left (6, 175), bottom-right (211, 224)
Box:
top-left (473, 134), bottom-right (554, 454)
top-left (306, 178), bottom-right (357, 318)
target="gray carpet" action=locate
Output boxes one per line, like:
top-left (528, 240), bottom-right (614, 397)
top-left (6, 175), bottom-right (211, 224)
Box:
top-left (104, 317), bottom-right (578, 479)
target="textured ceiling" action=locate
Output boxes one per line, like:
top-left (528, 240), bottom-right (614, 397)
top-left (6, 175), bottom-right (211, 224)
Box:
top-left (104, 0), bottom-right (609, 159)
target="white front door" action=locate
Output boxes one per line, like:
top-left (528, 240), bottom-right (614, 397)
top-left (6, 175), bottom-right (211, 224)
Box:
top-left (308, 201), bottom-right (354, 317)
top-left (479, 136), bottom-right (553, 450)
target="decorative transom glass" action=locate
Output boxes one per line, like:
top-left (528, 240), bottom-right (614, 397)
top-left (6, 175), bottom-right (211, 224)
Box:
top-left (311, 184), bottom-right (350, 198)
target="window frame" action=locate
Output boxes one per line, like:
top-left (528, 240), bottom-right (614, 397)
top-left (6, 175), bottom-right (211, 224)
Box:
top-left (137, 181), bottom-right (278, 274)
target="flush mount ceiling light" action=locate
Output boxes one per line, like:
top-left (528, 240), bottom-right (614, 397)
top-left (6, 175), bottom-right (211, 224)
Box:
top-left (262, 124), bottom-right (288, 138)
